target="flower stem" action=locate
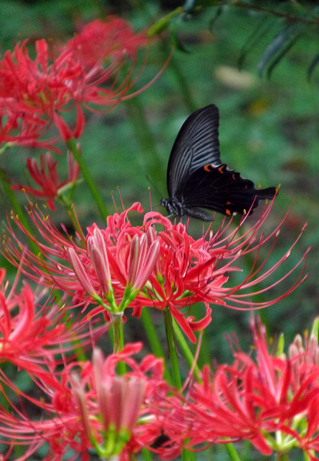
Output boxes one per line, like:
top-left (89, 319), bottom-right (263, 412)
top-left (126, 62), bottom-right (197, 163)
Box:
top-left (66, 139), bottom-right (109, 220)
top-left (141, 447), bottom-right (153, 461)
top-left (181, 447), bottom-right (196, 461)
top-left (276, 452), bottom-right (289, 461)
top-left (140, 307), bottom-right (172, 385)
top-left (110, 312), bottom-right (124, 354)
top-left (163, 307), bottom-right (182, 389)
top-left (171, 317), bottom-right (201, 381)
top-left (213, 1), bottom-right (319, 26)
top-left (0, 167), bottom-right (39, 255)
top-left (225, 443), bottom-right (242, 461)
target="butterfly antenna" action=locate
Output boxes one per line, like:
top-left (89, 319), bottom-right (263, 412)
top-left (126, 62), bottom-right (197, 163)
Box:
top-left (146, 174), bottom-right (165, 198)
top-left (148, 187), bottom-right (153, 211)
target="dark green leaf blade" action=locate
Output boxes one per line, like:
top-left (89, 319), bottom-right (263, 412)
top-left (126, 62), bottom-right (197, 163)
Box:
top-left (257, 23), bottom-right (301, 77)
top-left (308, 51), bottom-right (319, 81)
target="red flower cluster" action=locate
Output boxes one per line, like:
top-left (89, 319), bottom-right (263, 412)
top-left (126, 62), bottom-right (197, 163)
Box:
top-left (11, 151), bottom-right (80, 211)
top-left (0, 16), bottom-right (149, 149)
top-left (0, 268), bottom-right (107, 370)
top-left (183, 317), bottom-right (319, 460)
top-left (3, 317), bottom-right (319, 461)
top-left (0, 342), bottom-right (177, 461)
top-left (65, 17), bottom-right (148, 69)
top-left (2, 199), bottom-right (308, 343)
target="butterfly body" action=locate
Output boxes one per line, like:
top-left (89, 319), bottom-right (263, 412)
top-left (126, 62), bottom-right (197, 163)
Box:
top-left (161, 104), bottom-right (277, 221)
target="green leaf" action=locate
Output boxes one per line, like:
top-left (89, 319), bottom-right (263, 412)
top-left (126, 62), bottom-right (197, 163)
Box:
top-left (170, 30), bottom-right (190, 53)
top-left (307, 51), bottom-right (319, 81)
top-left (208, 6), bottom-right (223, 32)
top-left (266, 32), bottom-right (302, 79)
top-left (147, 7), bottom-right (183, 38)
top-left (257, 23), bottom-right (302, 77)
top-left (238, 18), bottom-right (274, 70)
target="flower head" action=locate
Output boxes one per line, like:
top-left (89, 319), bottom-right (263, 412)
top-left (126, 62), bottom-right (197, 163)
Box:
top-left (185, 316), bottom-right (319, 459)
top-left (2, 200), bottom-right (308, 342)
top-left (0, 39), bottom-right (85, 147)
top-left (0, 16), bottom-right (154, 148)
top-left (0, 266), bottom-right (108, 371)
top-left (64, 16), bottom-right (148, 69)
top-left (0, 342), bottom-right (173, 461)
top-left (11, 151), bottom-right (80, 211)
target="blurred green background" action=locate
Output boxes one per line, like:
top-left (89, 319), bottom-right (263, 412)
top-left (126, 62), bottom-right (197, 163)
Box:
top-left (0, 0), bottom-right (319, 459)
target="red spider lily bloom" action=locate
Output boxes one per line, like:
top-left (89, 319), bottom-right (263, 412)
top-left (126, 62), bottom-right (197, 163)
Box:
top-left (71, 347), bottom-right (147, 458)
top-left (185, 317), bottom-right (319, 459)
top-left (0, 17), bottom-right (155, 148)
top-left (2, 200), bottom-right (308, 343)
top-left (0, 267), bottom-right (108, 370)
top-left (0, 39), bottom-right (85, 147)
top-left (11, 151), bottom-right (80, 211)
top-left (64, 16), bottom-right (148, 70)
top-left (0, 342), bottom-right (178, 461)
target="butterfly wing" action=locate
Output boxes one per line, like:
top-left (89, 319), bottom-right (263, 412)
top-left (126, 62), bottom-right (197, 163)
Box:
top-left (164, 104), bottom-right (277, 219)
top-left (167, 105), bottom-right (221, 198)
top-left (182, 164), bottom-right (277, 216)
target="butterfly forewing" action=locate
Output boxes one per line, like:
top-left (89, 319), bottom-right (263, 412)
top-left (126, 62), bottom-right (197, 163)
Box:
top-left (167, 105), bottom-right (221, 197)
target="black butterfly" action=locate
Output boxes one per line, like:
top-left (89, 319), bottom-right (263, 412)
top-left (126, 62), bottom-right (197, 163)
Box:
top-left (161, 104), bottom-right (277, 221)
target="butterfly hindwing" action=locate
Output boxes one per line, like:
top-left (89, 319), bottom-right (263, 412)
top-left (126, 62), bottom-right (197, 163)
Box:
top-left (181, 163), bottom-right (276, 215)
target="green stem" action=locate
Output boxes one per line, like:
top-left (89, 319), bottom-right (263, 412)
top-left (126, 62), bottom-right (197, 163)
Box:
top-left (0, 167), bottom-right (39, 255)
top-left (276, 452), bottom-right (289, 461)
top-left (303, 450), bottom-right (311, 461)
top-left (110, 312), bottom-right (125, 376)
top-left (213, 1), bottom-right (319, 26)
top-left (147, 7), bottom-right (183, 37)
top-left (171, 317), bottom-right (201, 382)
top-left (225, 443), bottom-right (242, 461)
top-left (110, 312), bottom-right (124, 355)
top-left (66, 139), bottom-right (108, 221)
top-left (141, 447), bottom-right (153, 461)
top-left (163, 307), bottom-right (182, 389)
top-left (140, 307), bottom-right (172, 384)
top-left (67, 204), bottom-right (86, 246)
top-left (181, 448), bottom-right (196, 461)
top-left (198, 327), bottom-right (212, 368)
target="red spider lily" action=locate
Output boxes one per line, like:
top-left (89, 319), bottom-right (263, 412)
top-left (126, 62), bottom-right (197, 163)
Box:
top-left (0, 342), bottom-right (179, 461)
top-left (2, 200), bottom-right (309, 342)
top-left (0, 266), bottom-right (108, 370)
top-left (64, 16), bottom-right (148, 70)
top-left (0, 39), bottom-right (85, 147)
top-left (184, 317), bottom-right (319, 458)
top-left (71, 348), bottom-right (147, 458)
top-left (11, 151), bottom-right (80, 211)
top-left (0, 17), bottom-right (156, 148)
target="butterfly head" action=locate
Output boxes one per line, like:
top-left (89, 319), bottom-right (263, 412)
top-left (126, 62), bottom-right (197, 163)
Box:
top-left (160, 197), bottom-right (184, 218)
